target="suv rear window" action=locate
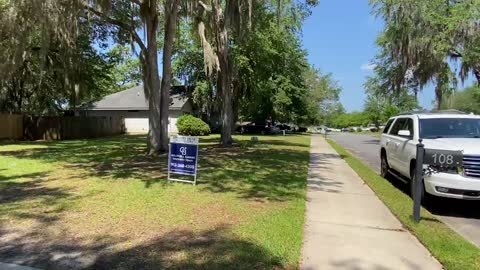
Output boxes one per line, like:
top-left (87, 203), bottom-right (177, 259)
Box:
top-left (383, 119), bottom-right (394, 134)
top-left (389, 118), bottom-right (407, 136)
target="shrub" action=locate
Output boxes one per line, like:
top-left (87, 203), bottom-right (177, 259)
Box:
top-left (356, 127), bottom-right (362, 132)
top-left (176, 114), bottom-right (211, 136)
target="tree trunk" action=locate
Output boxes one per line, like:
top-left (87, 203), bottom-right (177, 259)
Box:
top-left (435, 85), bottom-right (443, 111)
top-left (276, 0), bottom-right (283, 26)
top-left (220, 68), bottom-right (233, 145)
top-left (474, 65), bottom-right (480, 86)
top-left (159, 0), bottom-right (180, 152)
top-left (144, 2), bottom-right (162, 155)
top-left (214, 3), bottom-right (233, 146)
top-left (218, 40), bottom-right (233, 146)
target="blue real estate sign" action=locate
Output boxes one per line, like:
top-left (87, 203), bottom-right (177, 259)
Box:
top-left (168, 136), bottom-right (199, 184)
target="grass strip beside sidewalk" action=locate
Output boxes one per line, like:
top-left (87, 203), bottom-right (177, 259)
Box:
top-left (327, 138), bottom-right (480, 270)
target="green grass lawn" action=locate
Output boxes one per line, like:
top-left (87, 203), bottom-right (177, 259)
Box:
top-left (0, 134), bottom-right (311, 269)
top-left (327, 139), bottom-right (480, 270)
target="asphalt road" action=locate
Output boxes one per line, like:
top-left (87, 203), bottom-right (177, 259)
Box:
top-left (329, 132), bottom-right (480, 248)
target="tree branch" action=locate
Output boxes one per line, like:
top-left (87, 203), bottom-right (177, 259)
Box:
top-left (130, 0), bottom-right (142, 6)
top-left (198, 1), bottom-right (212, 11)
top-left (448, 48), bottom-right (463, 58)
top-left (83, 4), bottom-right (147, 52)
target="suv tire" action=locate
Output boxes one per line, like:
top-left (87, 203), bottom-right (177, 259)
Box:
top-left (380, 152), bottom-right (391, 179)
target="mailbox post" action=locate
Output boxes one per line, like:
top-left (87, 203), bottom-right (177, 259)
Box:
top-left (413, 139), bottom-right (424, 223)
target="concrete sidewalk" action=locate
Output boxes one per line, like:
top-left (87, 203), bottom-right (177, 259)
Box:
top-left (301, 135), bottom-right (442, 270)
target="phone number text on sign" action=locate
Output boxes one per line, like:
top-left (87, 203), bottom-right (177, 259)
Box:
top-left (169, 143), bottom-right (198, 175)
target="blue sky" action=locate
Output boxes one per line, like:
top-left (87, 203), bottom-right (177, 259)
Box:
top-left (302, 0), bottom-right (437, 112)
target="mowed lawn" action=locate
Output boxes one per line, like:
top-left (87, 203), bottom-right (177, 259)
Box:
top-left (0, 134), bottom-right (310, 270)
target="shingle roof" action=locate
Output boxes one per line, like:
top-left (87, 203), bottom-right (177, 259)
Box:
top-left (85, 85), bottom-right (189, 111)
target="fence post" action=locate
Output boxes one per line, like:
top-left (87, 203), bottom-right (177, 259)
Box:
top-left (413, 139), bottom-right (424, 223)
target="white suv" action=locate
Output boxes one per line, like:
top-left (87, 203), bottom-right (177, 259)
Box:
top-left (380, 111), bottom-right (480, 201)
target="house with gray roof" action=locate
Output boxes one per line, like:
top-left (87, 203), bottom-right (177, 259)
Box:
top-left (77, 85), bottom-right (193, 133)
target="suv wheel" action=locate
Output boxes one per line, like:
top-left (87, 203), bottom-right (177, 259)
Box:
top-left (380, 153), bottom-right (391, 179)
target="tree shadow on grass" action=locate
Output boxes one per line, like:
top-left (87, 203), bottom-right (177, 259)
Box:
top-left (0, 172), bottom-right (47, 182)
top-left (0, 135), bottom-right (308, 268)
top-left (198, 146), bottom-right (310, 201)
top-left (0, 135), bottom-right (151, 179)
top-left (0, 223), bottom-right (283, 270)
top-left (0, 172), bottom-right (77, 222)
top-left (90, 225), bottom-right (283, 270)
top-left (0, 135), bottom-right (146, 163)
top-left (200, 134), bottom-right (309, 148)
top-left (256, 139), bottom-right (312, 148)
top-left (0, 172), bottom-right (58, 204)
top-left (0, 225), bottom-right (123, 270)
top-left (1, 134), bottom-right (311, 202)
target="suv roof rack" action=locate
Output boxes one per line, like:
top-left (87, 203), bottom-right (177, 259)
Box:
top-left (397, 110), bottom-right (429, 115)
top-left (398, 109), bottom-right (467, 115)
top-left (431, 109), bottom-right (467, 114)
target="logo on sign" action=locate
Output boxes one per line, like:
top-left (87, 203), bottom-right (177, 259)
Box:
top-left (180, 146), bottom-right (187, 156)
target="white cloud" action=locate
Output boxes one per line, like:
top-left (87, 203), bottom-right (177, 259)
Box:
top-left (360, 63), bottom-right (377, 71)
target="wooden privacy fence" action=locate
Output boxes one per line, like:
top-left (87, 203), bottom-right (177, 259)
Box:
top-left (0, 114), bottom-right (23, 140)
top-left (23, 116), bottom-right (125, 140)
top-left (0, 115), bottom-right (125, 140)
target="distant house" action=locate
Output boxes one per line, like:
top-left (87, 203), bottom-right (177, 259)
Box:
top-left (77, 85), bottom-right (193, 133)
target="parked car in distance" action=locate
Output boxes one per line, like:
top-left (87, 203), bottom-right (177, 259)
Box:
top-left (314, 126), bottom-right (330, 134)
top-left (380, 111), bottom-right (480, 201)
top-left (276, 123), bottom-right (292, 131)
top-left (236, 122), bottom-right (280, 135)
top-left (362, 124), bottom-right (379, 132)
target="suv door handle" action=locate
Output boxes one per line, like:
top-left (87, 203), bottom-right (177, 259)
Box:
top-left (394, 142), bottom-right (400, 147)
top-left (386, 139), bottom-right (391, 146)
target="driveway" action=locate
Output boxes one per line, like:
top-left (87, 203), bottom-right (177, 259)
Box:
top-left (329, 132), bottom-right (480, 248)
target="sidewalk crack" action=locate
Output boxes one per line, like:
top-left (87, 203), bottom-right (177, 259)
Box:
top-left (317, 221), bottom-right (406, 232)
